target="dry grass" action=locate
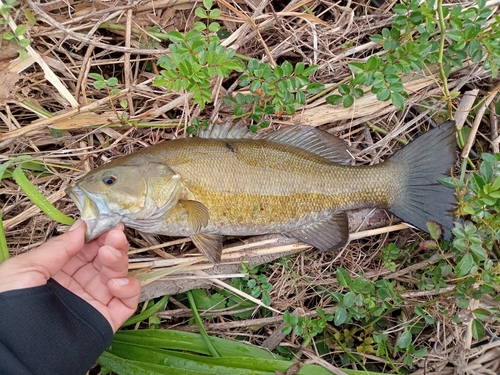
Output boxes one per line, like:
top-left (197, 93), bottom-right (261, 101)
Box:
top-left (1, 0), bottom-right (500, 374)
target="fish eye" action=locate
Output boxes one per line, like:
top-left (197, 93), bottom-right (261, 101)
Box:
top-left (102, 175), bottom-right (117, 185)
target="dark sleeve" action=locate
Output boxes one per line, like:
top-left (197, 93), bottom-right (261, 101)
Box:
top-left (0, 278), bottom-right (113, 375)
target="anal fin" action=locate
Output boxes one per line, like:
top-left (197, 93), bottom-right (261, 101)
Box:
top-left (288, 212), bottom-right (349, 250)
top-left (190, 233), bottom-right (223, 263)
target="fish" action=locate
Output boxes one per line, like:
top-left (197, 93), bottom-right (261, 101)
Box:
top-left (66, 121), bottom-right (457, 263)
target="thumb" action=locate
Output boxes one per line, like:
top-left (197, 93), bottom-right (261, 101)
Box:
top-left (22, 220), bottom-right (87, 277)
top-left (0, 220), bottom-right (87, 292)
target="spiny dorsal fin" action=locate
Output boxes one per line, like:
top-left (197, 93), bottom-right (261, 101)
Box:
top-left (288, 212), bottom-right (349, 250)
top-left (198, 122), bottom-right (352, 164)
top-left (190, 233), bottom-right (223, 263)
top-left (196, 120), bottom-right (256, 140)
top-left (180, 200), bottom-right (209, 233)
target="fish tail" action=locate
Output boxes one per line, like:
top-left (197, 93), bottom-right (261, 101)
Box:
top-left (388, 121), bottom-right (457, 239)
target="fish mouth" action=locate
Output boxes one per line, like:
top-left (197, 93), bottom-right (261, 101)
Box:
top-left (66, 185), bottom-right (122, 242)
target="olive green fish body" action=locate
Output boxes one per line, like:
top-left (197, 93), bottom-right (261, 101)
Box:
top-left (154, 138), bottom-right (398, 235)
top-left (67, 122), bottom-right (456, 263)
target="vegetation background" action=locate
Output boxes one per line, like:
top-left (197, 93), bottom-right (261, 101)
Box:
top-left (0, 0), bottom-right (499, 374)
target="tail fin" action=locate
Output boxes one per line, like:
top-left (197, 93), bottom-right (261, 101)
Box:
top-left (389, 121), bottom-right (457, 240)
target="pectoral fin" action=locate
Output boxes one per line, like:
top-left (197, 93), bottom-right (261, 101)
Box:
top-left (190, 233), bottom-right (223, 263)
top-left (288, 212), bottom-right (349, 250)
top-left (181, 200), bottom-right (209, 233)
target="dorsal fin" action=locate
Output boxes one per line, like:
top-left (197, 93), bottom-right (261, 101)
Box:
top-left (197, 120), bottom-right (256, 139)
top-left (198, 122), bottom-right (352, 164)
top-left (261, 126), bottom-right (353, 164)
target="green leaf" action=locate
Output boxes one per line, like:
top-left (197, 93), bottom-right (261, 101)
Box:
top-left (88, 72), bottom-right (104, 80)
top-left (107, 77), bottom-right (119, 86)
top-left (18, 39), bottom-right (30, 48)
top-left (302, 65), bottom-right (318, 76)
top-left (208, 22), bottom-right (220, 32)
top-left (353, 88), bottom-right (364, 98)
top-left (472, 319), bottom-right (484, 340)
top-left (456, 253), bottom-right (474, 276)
top-left (195, 7), bottom-right (207, 18)
top-left (281, 61), bottom-right (293, 76)
top-left (376, 88), bottom-right (391, 101)
top-left (15, 24), bottom-right (26, 36)
top-left (352, 72), bottom-right (367, 85)
top-left (365, 55), bottom-right (379, 71)
top-left (306, 82), bottom-right (323, 93)
top-left (338, 84), bottom-right (350, 95)
top-left (325, 94), bottom-right (343, 105)
top-left (393, 4), bottom-right (407, 14)
top-left (391, 92), bottom-right (405, 109)
top-left (210, 9), bottom-right (221, 19)
top-left (190, 289), bottom-right (226, 311)
top-left (343, 95), bottom-right (354, 108)
top-left (203, 0), bottom-right (213, 10)
top-left (426, 221), bottom-right (442, 240)
top-left (336, 268), bottom-right (352, 287)
top-left (397, 331), bottom-right (412, 349)
top-left (334, 306), bottom-right (348, 326)
top-left (348, 62), bottom-right (364, 74)
top-left (294, 62), bottom-right (305, 75)
top-left (168, 30), bottom-right (185, 43)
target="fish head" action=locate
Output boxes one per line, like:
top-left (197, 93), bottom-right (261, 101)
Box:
top-left (66, 162), bottom-right (182, 241)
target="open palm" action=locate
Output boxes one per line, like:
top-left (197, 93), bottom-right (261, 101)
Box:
top-left (0, 220), bottom-right (140, 332)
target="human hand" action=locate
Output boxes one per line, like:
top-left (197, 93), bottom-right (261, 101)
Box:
top-left (0, 220), bottom-right (140, 332)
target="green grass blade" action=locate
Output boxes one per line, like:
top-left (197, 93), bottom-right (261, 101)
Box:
top-left (121, 295), bottom-right (169, 327)
top-left (0, 210), bottom-right (9, 263)
top-left (0, 156), bottom-right (33, 263)
top-left (107, 330), bottom-right (386, 375)
top-left (187, 289), bottom-right (221, 357)
top-left (12, 165), bottom-right (75, 225)
top-left (98, 351), bottom-right (204, 375)
top-left (113, 329), bottom-right (280, 359)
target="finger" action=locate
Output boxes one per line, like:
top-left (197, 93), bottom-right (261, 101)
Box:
top-left (75, 244), bottom-right (129, 304)
top-left (103, 226), bottom-right (129, 255)
top-left (13, 220), bottom-right (87, 279)
top-left (61, 224), bottom-right (127, 276)
top-left (106, 277), bottom-right (141, 331)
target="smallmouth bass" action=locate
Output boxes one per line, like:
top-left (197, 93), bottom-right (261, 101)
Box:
top-left (66, 122), bottom-right (457, 263)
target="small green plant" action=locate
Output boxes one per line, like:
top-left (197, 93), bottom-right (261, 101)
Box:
top-left (282, 308), bottom-right (333, 347)
top-left (153, 0), bottom-right (244, 110)
top-left (231, 263), bottom-right (273, 307)
top-left (224, 60), bottom-right (324, 131)
top-left (381, 243), bottom-right (401, 272)
top-left (88, 73), bottom-right (137, 126)
top-left (326, 0), bottom-right (500, 109)
top-left (332, 269), bottom-right (401, 326)
top-left (89, 73), bottom-right (120, 94)
top-left (2, 24), bottom-right (29, 58)
top-left (0, 0), bottom-right (16, 25)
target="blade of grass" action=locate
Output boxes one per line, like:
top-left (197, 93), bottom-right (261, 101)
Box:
top-left (0, 156), bottom-right (33, 263)
top-left (0, 211), bottom-right (8, 263)
top-left (121, 295), bottom-right (169, 327)
top-left (186, 289), bottom-right (221, 358)
top-left (103, 339), bottom-right (385, 375)
top-left (12, 164), bottom-right (75, 225)
top-left (113, 329), bottom-right (281, 359)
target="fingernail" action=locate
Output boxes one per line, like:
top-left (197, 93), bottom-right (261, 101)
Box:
top-left (113, 278), bottom-right (129, 287)
top-left (69, 219), bottom-right (83, 232)
top-left (111, 247), bottom-right (122, 257)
